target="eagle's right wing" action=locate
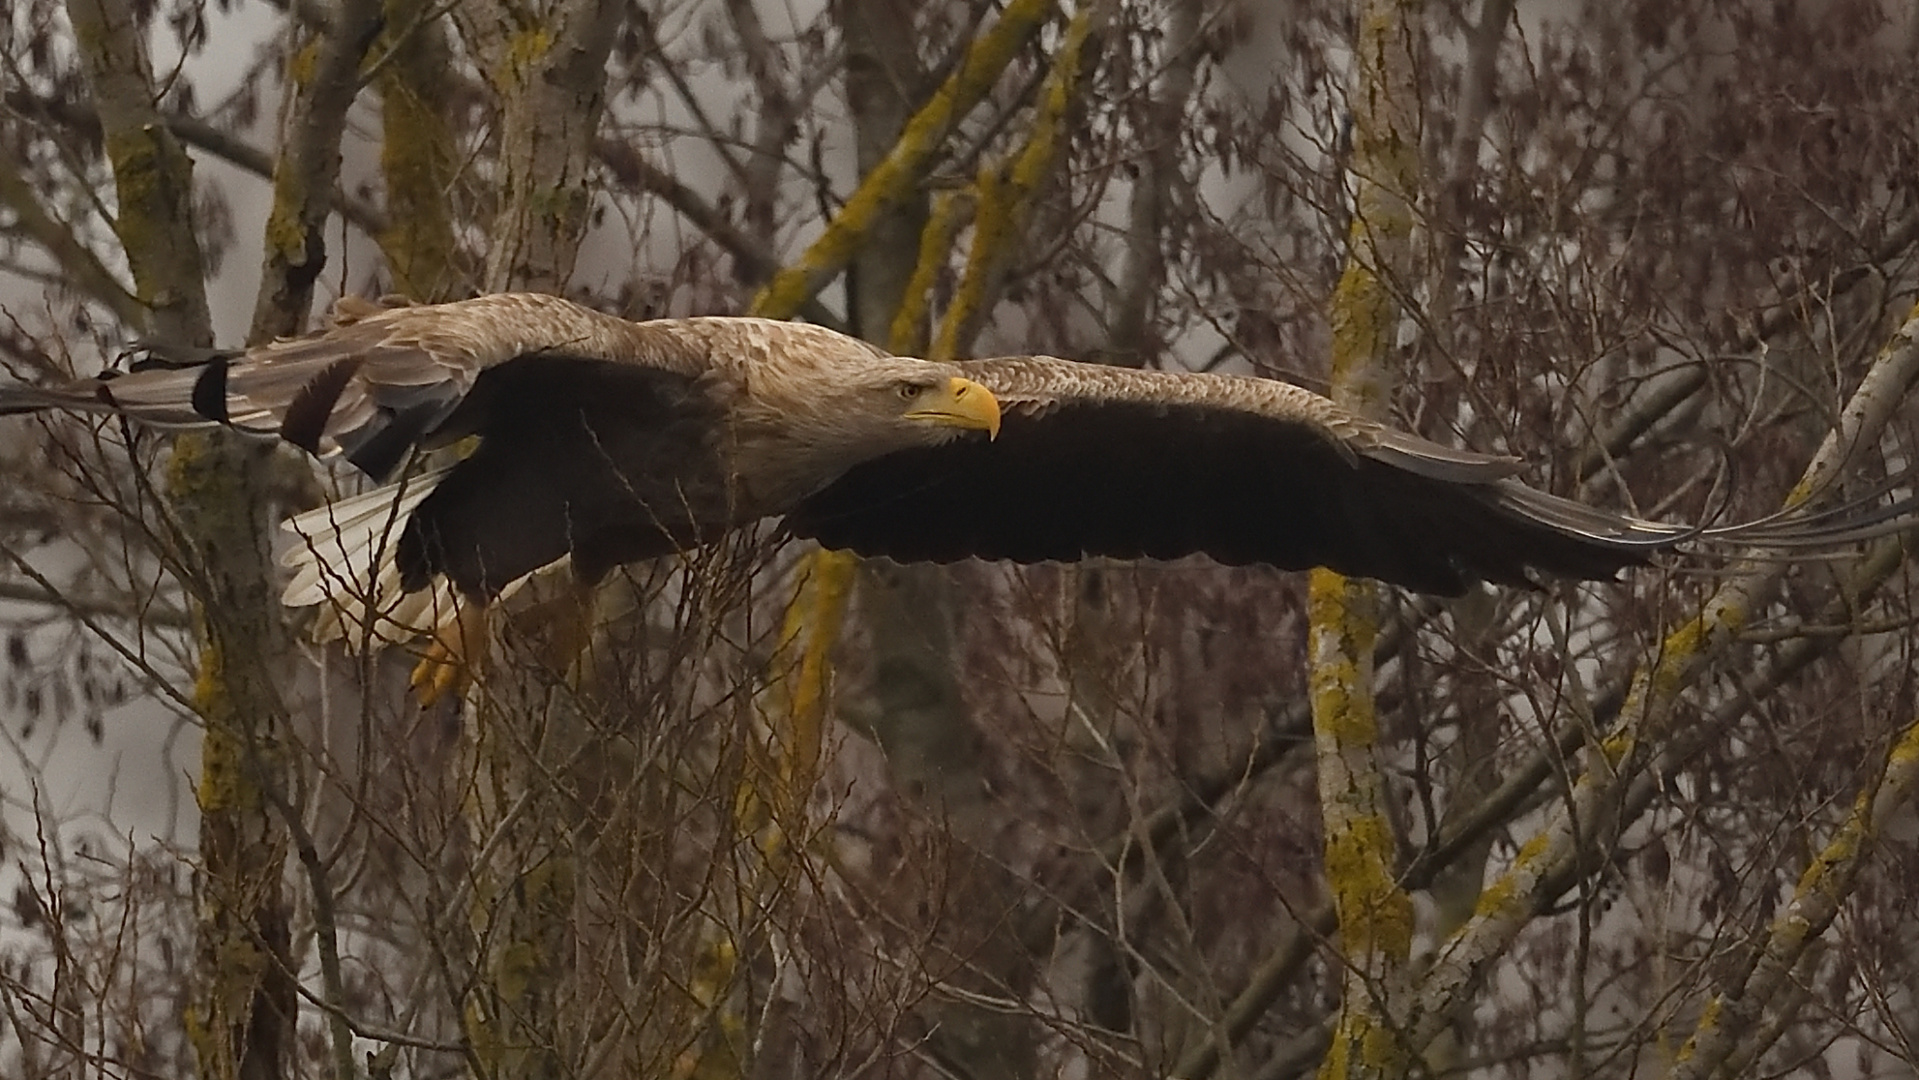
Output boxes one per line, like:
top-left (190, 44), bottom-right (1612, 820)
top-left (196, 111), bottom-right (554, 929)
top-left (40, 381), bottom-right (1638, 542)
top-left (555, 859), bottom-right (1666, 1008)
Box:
top-left (0, 294), bottom-right (706, 479)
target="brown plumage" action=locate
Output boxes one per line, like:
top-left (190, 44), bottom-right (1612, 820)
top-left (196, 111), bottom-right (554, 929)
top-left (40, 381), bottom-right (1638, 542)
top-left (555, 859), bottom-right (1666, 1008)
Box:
top-left (0, 292), bottom-right (1851, 645)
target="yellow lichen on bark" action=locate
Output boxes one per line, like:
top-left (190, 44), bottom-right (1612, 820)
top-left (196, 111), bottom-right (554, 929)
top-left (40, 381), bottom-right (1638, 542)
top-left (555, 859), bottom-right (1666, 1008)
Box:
top-left (1310, 568), bottom-right (1415, 1078)
top-left (750, 0), bottom-right (1056, 319)
top-left (1592, 593), bottom-right (1752, 782)
top-left (1470, 827), bottom-right (1552, 920)
top-left (164, 424), bottom-right (293, 1080)
top-left (501, 24), bottom-right (556, 89)
top-left (99, 126), bottom-right (207, 321)
top-left (1670, 709), bottom-right (1919, 1078)
top-left (773, 551), bottom-right (855, 788)
top-left (260, 165), bottom-right (315, 265)
top-left (932, 1), bottom-right (1094, 359)
top-left (1313, 2), bottom-right (1424, 1077)
top-left (888, 188), bottom-right (975, 353)
top-left (375, 0), bottom-right (460, 297)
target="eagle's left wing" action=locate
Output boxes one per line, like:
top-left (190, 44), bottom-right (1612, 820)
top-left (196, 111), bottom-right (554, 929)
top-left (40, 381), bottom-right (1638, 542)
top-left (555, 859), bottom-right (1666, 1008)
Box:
top-left (784, 356), bottom-right (1689, 595)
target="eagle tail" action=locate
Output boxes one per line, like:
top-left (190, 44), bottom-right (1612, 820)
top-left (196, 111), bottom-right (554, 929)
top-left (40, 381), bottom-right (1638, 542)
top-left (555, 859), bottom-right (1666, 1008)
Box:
top-left (281, 468), bottom-right (464, 648)
top-left (0, 374), bottom-right (217, 428)
top-left (0, 348), bottom-right (351, 438)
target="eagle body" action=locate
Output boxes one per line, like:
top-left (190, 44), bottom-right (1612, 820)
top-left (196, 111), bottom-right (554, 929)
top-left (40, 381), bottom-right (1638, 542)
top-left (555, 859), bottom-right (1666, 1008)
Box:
top-left (0, 292), bottom-right (1710, 645)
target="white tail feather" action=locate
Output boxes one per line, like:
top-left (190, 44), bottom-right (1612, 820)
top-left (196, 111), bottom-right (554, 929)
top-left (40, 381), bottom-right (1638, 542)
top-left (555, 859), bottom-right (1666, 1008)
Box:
top-left (280, 468), bottom-right (558, 648)
top-left (281, 469), bottom-right (461, 648)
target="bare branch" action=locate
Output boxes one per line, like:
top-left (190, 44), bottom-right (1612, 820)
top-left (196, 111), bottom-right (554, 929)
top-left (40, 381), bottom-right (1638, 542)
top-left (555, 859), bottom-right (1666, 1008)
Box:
top-left (6, 90), bottom-right (393, 242)
top-left (247, 0), bottom-right (386, 340)
top-left (1414, 306), bottom-right (1919, 1052)
top-left (0, 144), bottom-right (144, 326)
top-left (751, 0), bottom-right (1055, 319)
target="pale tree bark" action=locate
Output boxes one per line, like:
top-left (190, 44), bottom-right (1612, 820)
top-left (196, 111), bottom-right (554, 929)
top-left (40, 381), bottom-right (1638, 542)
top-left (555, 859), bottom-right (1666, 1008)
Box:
top-left (62, 3), bottom-right (269, 1079)
top-left (445, 4), bottom-right (621, 1078)
top-left (1312, 2), bottom-right (1424, 1078)
top-left (63, 0), bottom-right (213, 348)
top-left (456, 0), bottom-right (623, 293)
top-left (730, 0), bottom-right (806, 259)
top-left (248, 0), bottom-right (384, 340)
top-left (62, 0), bottom-right (380, 1075)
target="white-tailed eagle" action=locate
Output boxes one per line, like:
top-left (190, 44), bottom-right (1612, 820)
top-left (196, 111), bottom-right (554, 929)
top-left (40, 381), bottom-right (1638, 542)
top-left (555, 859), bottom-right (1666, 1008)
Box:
top-left (1, 293), bottom-right (1871, 666)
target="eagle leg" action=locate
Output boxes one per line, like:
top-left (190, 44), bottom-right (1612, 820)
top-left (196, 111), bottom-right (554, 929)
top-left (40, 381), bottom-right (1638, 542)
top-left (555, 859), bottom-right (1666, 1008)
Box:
top-left (511, 582), bottom-right (597, 680)
top-left (409, 602), bottom-right (488, 708)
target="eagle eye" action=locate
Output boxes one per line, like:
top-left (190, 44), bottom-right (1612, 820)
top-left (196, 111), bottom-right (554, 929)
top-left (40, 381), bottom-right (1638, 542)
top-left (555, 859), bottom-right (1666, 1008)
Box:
top-left (897, 382), bottom-right (927, 400)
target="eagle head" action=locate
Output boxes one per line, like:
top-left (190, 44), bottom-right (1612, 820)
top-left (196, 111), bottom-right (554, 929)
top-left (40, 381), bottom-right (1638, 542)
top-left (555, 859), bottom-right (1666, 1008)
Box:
top-left (892, 371), bottom-right (1001, 440)
top-left (818, 357), bottom-right (1001, 449)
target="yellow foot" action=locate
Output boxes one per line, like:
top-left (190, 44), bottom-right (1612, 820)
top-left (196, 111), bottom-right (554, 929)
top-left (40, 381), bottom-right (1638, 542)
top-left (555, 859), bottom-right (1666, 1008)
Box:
top-left (409, 603), bottom-right (487, 708)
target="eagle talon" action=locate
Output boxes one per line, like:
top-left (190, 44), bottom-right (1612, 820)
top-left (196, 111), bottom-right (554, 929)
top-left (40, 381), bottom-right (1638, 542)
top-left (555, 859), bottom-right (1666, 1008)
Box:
top-left (410, 603), bottom-right (487, 708)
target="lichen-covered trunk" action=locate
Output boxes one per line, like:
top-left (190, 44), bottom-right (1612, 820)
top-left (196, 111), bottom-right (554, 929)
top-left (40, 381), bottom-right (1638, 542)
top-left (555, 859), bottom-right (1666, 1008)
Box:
top-left (1312, 2), bottom-right (1424, 1077)
top-left (457, 0), bottom-right (623, 294)
top-left (62, 2), bottom-right (300, 1079)
top-left (449, 3), bottom-right (620, 1076)
top-left (374, 0), bottom-right (463, 300)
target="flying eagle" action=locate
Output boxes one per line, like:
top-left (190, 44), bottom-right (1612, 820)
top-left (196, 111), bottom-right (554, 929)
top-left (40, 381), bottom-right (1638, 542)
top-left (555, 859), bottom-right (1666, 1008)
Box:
top-left (0, 292), bottom-right (1861, 669)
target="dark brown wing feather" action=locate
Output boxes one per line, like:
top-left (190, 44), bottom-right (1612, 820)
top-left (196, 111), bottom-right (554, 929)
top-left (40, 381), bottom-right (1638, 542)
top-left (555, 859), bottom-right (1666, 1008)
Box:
top-left (396, 355), bottom-right (733, 597)
top-left (784, 359), bottom-right (1687, 595)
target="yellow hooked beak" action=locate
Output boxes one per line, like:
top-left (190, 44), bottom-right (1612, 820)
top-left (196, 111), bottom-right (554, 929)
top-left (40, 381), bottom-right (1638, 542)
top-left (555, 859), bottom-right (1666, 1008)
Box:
top-left (904, 376), bottom-right (1001, 440)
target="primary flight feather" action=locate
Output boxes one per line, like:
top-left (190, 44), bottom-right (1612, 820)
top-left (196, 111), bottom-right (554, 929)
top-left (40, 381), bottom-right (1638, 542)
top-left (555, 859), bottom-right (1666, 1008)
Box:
top-left (0, 292), bottom-right (1838, 648)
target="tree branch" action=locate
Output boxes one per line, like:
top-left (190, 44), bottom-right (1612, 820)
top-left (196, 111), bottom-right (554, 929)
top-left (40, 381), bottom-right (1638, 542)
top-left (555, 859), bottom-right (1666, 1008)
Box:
top-left (1413, 303), bottom-right (1919, 1052)
top-left (0, 144), bottom-right (145, 326)
top-left (6, 90), bottom-right (392, 241)
top-left (1311, 3), bottom-right (1425, 1076)
top-left (248, 0), bottom-right (385, 339)
top-left (931, 1), bottom-right (1096, 360)
top-left (751, 0), bottom-right (1056, 319)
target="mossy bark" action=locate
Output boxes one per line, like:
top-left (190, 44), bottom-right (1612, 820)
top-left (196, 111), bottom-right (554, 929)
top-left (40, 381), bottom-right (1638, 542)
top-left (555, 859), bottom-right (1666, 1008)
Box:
top-left (1313, 2), bottom-right (1425, 1077)
top-left (63, 2), bottom-right (306, 1078)
top-left (374, 0), bottom-right (462, 300)
top-left (449, 3), bottom-right (622, 1076)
